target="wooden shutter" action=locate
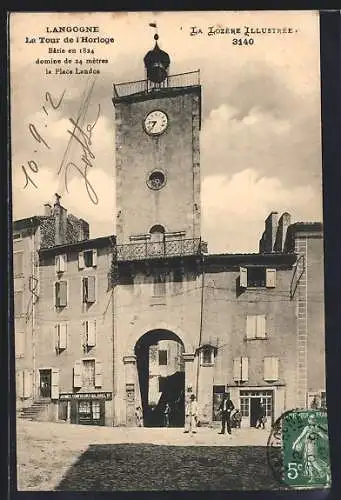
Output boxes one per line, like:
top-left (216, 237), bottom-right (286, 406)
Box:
top-left (87, 276), bottom-right (96, 303)
top-left (15, 330), bottom-right (25, 357)
top-left (87, 320), bottom-right (96, 347)
top-left (55, 255), bottom-right (66, 273)
top-left (241, 357), bottom-right (249, 381)
top-left (78, 251), bottom-right (85, 270)
top-left (246, 315), bottom-right (256, 339)
top-left (14, 291), bottom-right (23, 316)
top-left (95, 361), bottom-right (103, 388)
top-left (264, 357), bottom-right (279, 381)
top-left (17, 370), bottom-right (24, 398)
top-left (266, 268), bottom-right (276, 288)
top-left (256, 315), bottom-right (266, 338)
top-left (92, 249), bottom-right (98, 267)
top-left (233, 357), bottom-right (241, 381)
top-left (54, 324), bottom-right (59, 350)
top-left (58, 281), bottom-right (67, 307)
top-left (59, 323), bottom-right (67, 349)
top-left (82, 278), bottom-right (87, 302)
top-left (51, 368), bottom-right (60, 399)
top-left (13, 252), bottom-right (23, 276)
top-left (73, 361), bottom-right (82, 388)
top-left (23, 370), bottom-right (32, 398)
top-left (240, 267), bottom-right (248, 288)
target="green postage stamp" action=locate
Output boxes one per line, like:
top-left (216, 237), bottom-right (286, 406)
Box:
top-left (282, 409), bottom-right (331, 488)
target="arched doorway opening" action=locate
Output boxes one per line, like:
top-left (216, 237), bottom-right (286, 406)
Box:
top-left (134, 329), bottom-right (185, 427)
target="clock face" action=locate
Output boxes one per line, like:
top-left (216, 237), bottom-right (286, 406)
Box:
top-left (144, 110), bottom-right (168, 136)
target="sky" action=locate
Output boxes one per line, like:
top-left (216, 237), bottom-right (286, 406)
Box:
top-left (10, 11), bottom-right (322, 253)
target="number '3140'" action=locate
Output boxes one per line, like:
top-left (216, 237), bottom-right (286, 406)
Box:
top-left (232, 38), bottom-right (254, 46)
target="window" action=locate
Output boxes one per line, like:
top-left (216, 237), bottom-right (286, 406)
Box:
top-left (158, 350), bottom-right (168, 366)
top-left (147, 171), bottom-right (166, 190)
top-left (82, 276), bottom-right (96, 303)
top-left (14, 291), bottom-right (24, 316)
top-left (264, 357), bottom-right (279, 382)
top-left (13, 252), bottom-right (23, 277)
top-left (15, 330), bottom-right (25, 357)
top-left (246, 315), bottom-right (267, 339)
top-left (73, 359), bottom-right (102, 389)
top-left (233, 357), bottom-right (249, 382)
top-left (55, 323), bottom-right (67, 352)
top-left (200, 345), bottom-right (214, 365)
top-left (240, 397), bottom-right (250, 417)
top-left (82, 320), bottom-right (97, 350)
top-left (17, 370), bottom-right (32, 398)
top-left (240, 267), bottom-right (276, 288)
top-left (55, 281), bottom-right (67, 307)
top-left (78, 249), bottom-right (97, 269)
top-left (92, 401), bottom-right (101, 419)
top-left (82, 359), bottom-right (96, 388)
top-left (153, 273), bottom-right (166, 296)
top-left (55, 254), bottom-right (67, 273)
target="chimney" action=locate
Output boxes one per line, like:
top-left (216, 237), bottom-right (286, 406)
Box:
top-left (53, 193), bottom-right (67, 246)
top-left (79, 219), bottom-right (90, 241)
top-left (260, 212), bottom-right (278, 253)
top-left (280, 212), bottom-right (292, 252)
top-left (43, 202), bottom-right (52, 216)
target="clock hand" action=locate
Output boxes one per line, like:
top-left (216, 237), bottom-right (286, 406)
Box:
top-left (149, 120), bottom-right (157, 130)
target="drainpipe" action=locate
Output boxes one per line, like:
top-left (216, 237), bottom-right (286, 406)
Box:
top-left (196, 253), bottom-right (205, 399)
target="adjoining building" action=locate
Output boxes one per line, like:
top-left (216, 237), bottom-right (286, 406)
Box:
top-left (14, 35), bottom-right (325, 428)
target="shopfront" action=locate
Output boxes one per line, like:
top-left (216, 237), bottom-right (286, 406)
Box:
top-left (58, 392), bottom-right (112, 426)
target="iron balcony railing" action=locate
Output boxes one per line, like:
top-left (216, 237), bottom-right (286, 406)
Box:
top-left (113, 70), bottom-right (200, 99)
top-left (117, 238), bottom-right (206, 261)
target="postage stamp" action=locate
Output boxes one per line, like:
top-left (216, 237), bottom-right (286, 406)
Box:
top-left (267, 409), bottom-right (331, 488)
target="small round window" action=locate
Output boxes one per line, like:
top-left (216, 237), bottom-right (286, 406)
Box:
top-left (147, 170), bottom-right (166, 190)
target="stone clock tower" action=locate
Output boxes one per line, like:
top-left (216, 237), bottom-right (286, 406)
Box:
top-left (113, 34), bottom-right (201, 247)
top-left (112, 34), bottom-right (205, 427)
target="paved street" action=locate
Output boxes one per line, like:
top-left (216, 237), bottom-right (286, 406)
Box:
top-left (16, 419), bottom-right (284, 491)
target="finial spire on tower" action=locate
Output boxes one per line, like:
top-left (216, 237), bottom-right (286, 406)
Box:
top-left (144, 22), bottom-right (170, 85)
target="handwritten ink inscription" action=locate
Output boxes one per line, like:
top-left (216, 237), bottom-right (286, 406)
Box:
top-left (21, 80), bottom-right (100, 205)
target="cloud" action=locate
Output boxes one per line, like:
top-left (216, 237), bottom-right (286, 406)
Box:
top-left (12, 166), bottom-right (115, 239)
top-left (202, 170), bottom-right (322, 253)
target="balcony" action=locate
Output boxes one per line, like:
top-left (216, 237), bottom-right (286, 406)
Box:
top-left (113, 70), bottom-right (200, 99)
top-left (116, 238), bottom-right (206, 262)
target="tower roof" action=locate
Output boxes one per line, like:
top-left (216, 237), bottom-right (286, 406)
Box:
top-left (143, 34), bottom-right (170, 83)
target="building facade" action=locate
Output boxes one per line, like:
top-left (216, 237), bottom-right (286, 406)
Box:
top-left (14, 36), bottom-right (325, 428)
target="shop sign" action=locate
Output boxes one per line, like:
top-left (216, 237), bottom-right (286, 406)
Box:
top-left (59, 392), bottom-right (112, 401)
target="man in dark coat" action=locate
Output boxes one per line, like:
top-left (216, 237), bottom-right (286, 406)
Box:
top-left (218, 392), bottom-right (234, 436)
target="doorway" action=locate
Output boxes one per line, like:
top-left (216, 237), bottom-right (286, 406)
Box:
top-left (240, 390), bottom-right (274, 427)
top-left (39, 369), bottom-right (51, 398)
top-left (250, 397), bottom-right (262, 427)
top-left (134, 329), bottom-right (185, 427)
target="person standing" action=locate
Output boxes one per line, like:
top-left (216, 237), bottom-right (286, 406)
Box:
top-left (164, 403), bottom-right (171, 427)
top-left (218, 392), bottom-right (234, 436)
top-left (135, 406), bottom-right (143, 427)
top-left (184, 394), bottom-right (198, 434)
top-left (256, 401), bottom-right (266, 429)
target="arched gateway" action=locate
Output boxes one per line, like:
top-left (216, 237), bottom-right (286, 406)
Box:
top-left (122, 328), bottom-right (196, 427)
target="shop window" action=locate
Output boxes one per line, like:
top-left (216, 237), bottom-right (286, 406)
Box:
top-left (240, 267), bottom-right (276, 288)
top-left (14, 290), bottom-right (24, 317)
top-left (82, 276), bottom-right (96, 303)
top-left (246, 315), bottom-right (267, 339)
top-left (55, 254), bottom-right (67, 273)
top-left (158, 350), bottom-right (168, 366)
top-left (264, 357), bottom-right (279, 382)
top-left (92, 401), bottom-right (101, 419)
top-left (240, 397), bottom-right (250, 417)
top-left (78, 249), bottom-right (97, 269)
top-left (55, 281), bottom-right (67, 308)
top-left (13, 252), bottom-right (23, 277)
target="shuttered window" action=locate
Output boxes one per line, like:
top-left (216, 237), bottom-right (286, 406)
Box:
top-left (15, 330), bottom-right (25, 357)
top-left (233, 357), bottom-right (249, 381)
top-left (55, 254), bottom-right (67, 273)
top-left (246, 315), bottom-right (267, 339)
top-left (55, 323), bottom-right (67, 351)
top-left (13, 252), bottom-right (23, 277)
top-left (264, 357), bottom-right (279, 381)
top-left (82, 359), bottom-right (96, 389)
top-left (17, 370), bottom-right (32, 398)
top-left (79, 249), bottom-right (97, 269)
top-left (55, 281), bottom-right (67, 307)
top-left (14, 291), bottom-right (24, 316)
top-left (82, 276), bottom-right (96, 303)
top-left (240, 267), bottom-right (277, 288)
top-left (83, 320), bottom-right (96, 349)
